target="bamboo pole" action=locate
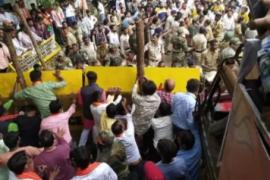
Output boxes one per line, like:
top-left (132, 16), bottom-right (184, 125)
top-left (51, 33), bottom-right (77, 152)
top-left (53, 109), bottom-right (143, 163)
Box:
top-left (3, 25), bottom-right (27, 88)
top-left (136, 20), bottom-right (145, 80)
top-left (13, 4), bottom-right (46, 68)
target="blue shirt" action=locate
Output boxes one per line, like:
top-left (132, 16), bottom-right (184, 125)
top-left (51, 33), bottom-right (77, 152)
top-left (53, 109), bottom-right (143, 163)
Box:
top-left (176, 130), bottom-right (201, 180)
top-left (171, 92), bottom-right (197, 130)
top-left (156, 158), bottom-right (187, 180)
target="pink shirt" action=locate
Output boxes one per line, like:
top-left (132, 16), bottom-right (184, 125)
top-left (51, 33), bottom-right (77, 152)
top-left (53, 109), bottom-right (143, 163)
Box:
top-left (41, 104), bottom-right (76, 143)
top-left (0, 42), bottom-right (10, 70)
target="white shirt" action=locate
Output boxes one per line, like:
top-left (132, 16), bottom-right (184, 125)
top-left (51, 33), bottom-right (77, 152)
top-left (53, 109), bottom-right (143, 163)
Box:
top-left (222, 14), bottom-right (235, 31)
top-left (71, 162), bottom-right (117, 180)
top-left (18, 31), bottom-right (42, 49)
top-left (81, 43), bottom-right (97, 59)
top-left (91, 95), bottom-right (122, 142)
top-left (4, 12), bottom-right (19, 27)
top-left (116, 0), bottom-right (126, 13)
top-left (0, 13), bottom-right (9, 27)
top-left (18, 31), bottom-right (33, 49)
top-left (98, 2), bottom-right (105, 15)
top-left (165, 15), bottom-right (175, 30)
top-left (144, 40), bottom-right (164, 62)
top-left (108, 32), bottom-right (120, 46)
top-left (12, 38), bottom-right (27, 56)
top-left (120, 34), bottom-right (130, 54)
top-left (0, 42), bottom-right (10, 70)
top-left (65, 4), bottom-right (76, 17)
top-left (192, 33), bottom-right (207, 52)
top-left (151, 116), bottom-right (173, 148)
top-left (81, 16), bottom-right (97, 35)
top-left (115, 114), bottom-right (141, 164)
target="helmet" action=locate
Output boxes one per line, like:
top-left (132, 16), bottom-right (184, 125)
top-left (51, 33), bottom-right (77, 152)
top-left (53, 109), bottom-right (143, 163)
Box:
top-left (221, 47), bottom-right (235, 60)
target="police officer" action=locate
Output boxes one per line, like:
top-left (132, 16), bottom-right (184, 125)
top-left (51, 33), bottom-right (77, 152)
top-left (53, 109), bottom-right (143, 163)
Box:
top-left (171, 28), bottom-right (188, 67)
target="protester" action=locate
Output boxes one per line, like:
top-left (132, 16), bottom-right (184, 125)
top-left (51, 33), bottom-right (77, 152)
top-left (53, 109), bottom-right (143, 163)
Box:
top-left (40, 99), bottom-right (76, 144)
top-left (157, 79), bottom-right (175, 105)
top-left (151, 102), bottom-right (173, 148)
top-left (70, 146), bottom-right (117, 180)
top-left (0, 0), bottom-right (255, 179)
top-left (132, 79), bottom-right (161, 158)
top-left (34, 129), bottom-right (75, 180)
top-left (156, 139), bottom-right (187, 180)
top-left (14, 70), bottom-right (66, 118)
top-left (15, 105), bottom-right (41, 147)
top-left (8, 151), bottom-right (51, 180)
top-left (78, 71), bottom-right (105, 146)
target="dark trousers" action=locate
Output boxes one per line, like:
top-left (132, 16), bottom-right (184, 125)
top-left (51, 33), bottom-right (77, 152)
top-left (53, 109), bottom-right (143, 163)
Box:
top-left (136, 127), bottom-right (160, 162)
top-left (0, 68), bottom-right (8, 73)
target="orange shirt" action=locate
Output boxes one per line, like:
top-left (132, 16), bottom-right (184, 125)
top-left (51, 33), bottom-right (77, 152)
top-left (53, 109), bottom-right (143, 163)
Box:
top-left (17, 171), bottom-right (42, 180)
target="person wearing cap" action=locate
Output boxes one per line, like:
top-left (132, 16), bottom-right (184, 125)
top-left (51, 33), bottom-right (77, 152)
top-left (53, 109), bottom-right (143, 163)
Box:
top-left (144, 34), bottom-right (165, 66)
top-left (164, 10), bottom-right (177, 53)
top-left (165, 10), bottom-right (177, 31)
top-left (192, 27), bottom-right (207, 66)
top-left (54, 51), bottom-right (73, 70)
top-left (213, 12), bottom-right (224, 42)
top-left (201, 39), bottom-right (220, 82)
top-left (204, 19), bottom-right (214, 41)
top-left (229, 37), bottom-right (241, 51)
top-left (202, 39), bottom-right (219, 70)
top-left (220, 46), bottom-right (239, 77)
top-left (171, 28), bottom-right (188, 67)
top-left (104, 44), bottom-right (124, 66)
top-left (80, 36), bottom-right (99, 66)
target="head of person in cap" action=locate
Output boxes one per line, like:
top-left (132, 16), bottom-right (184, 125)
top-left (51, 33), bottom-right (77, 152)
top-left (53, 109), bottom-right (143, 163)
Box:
top-left (223, 31), bottom-right (234, 42)
top-left (151, 34), bottom-right (159, 45)
top-left (154, 28), bottom-right (163, 37)
top-left (109, 44), bottom-right (119, 54)
top-left (220, 47), bottom-right (236, 65)
top-left (230, 37), bottom-right (241, 50)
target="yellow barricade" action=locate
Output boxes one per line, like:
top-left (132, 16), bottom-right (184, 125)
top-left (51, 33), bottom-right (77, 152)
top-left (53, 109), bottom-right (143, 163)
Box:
top-left (86, 67), bottom-right (200, 92)
top-left (0, 67), bottom-right (200, 98)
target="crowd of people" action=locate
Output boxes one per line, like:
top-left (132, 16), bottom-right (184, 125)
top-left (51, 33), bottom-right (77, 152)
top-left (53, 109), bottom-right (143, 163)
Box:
top-left (0, 0), bottom-right (257, 74)
top-left (0, 0), bottom-right (262, 179)
top-left (0, 66), bottom-right (202, 180)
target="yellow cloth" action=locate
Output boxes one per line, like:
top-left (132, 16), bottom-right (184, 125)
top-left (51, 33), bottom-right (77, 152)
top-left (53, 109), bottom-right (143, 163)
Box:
top-left (212, 4), bottom-right (225, 12)
top-left (241, 12), bottom-right (249, 24)
top-left (100, 112), bottom-right (116, 133)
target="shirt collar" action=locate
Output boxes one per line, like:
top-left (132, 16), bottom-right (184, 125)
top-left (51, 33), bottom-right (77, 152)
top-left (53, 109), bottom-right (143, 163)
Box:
top-left (76, 162), bottom-right (100, 176)
top-left (186, 92), bottom-right (196, 99)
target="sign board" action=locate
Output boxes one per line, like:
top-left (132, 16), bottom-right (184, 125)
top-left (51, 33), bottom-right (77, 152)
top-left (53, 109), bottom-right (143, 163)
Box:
top-left (9, 36), bottom-right (61, 72)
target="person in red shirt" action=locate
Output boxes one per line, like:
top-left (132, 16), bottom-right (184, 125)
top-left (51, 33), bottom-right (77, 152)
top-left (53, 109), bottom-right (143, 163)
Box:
top-left (157, 79), bottom-right (175, 105)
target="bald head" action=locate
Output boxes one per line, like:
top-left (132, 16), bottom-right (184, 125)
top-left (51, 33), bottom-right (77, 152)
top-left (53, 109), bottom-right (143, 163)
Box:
top-left (164, 79), bottom-right (175, 93)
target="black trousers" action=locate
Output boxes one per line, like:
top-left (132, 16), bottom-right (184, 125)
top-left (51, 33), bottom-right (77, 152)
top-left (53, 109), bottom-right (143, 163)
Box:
top-left (137, 127), bottom-right (160, 162)
top-left (0, 68), bottom-right (8, 73)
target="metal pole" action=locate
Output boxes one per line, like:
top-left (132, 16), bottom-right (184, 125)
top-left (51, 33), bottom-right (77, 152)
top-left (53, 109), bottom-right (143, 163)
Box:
top-left (13, 4), bottom-right (46, 68)
top-left (136, 20), bottom-right (145, 80)
top-left (3, 25), bottom-right (27, 88)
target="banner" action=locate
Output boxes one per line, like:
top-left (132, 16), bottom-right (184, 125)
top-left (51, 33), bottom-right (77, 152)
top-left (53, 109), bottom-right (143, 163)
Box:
top-left (9, 36), bottom-right (61, 72)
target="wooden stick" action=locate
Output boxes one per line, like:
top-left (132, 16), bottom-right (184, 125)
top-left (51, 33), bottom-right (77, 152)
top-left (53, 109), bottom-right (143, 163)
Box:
top-left (136, 20), bottom-right (145, 81)
top-left (13, 4), bottom-right (46, 68)
top-left (3, 25), bottom-right (27, 88)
